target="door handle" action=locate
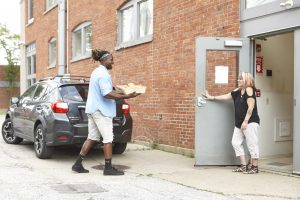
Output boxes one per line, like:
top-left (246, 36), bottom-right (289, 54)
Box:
top-left (196, 97), bottom-right (206, 107)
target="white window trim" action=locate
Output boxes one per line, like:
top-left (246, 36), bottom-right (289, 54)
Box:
top-left (26, 43), bottom-right (37, 88)
top-left (48, 37), bottom-right (56, 68)
top-left (27, 0), bottom-right (34, 24)
top-left (45, 0), bottom-right (58, 12)
top-left (27, 18), bottom-right (34, 25)
top-left (240, 0), bottom-right (300, 21)
top-left (116, 0), bottom-right (153, 50)
top-left (71, 21), bottom-right (92, 62)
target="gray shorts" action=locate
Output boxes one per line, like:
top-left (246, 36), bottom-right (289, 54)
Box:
top-left (87, 110), bottom-right (113, 143)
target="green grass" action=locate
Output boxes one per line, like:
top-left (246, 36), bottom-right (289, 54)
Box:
top-left (0, 109), bottom-right (7, 115)
top-left (150, 142), bottom-right (158, 149)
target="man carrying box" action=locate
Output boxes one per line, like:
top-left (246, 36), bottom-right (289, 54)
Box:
top-left (72, 49), bottom-right (140, 175)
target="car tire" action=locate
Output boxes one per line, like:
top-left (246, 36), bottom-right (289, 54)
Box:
top-left (112, 142), bottom-right (127, 154)
top-left (34, 124), bottom-right (53, 159)
top-left (1, 118), bottom-right (23, 144)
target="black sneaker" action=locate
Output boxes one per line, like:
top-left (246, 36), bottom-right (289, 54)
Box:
top-left (72, 164), bottom-right (89, 173)
top-left (103, 167), bottom-right (124, 176)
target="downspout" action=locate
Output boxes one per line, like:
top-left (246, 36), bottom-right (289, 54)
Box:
top-left (58, 0), bottom-right (66, 75)
top-left (66, 0), bottom-right (69, 74)
top-left (20, 0), bottom-right (26, 94)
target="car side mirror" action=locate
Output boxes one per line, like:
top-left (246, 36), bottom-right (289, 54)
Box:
top-left (11, 97), bottom-right (19, 104)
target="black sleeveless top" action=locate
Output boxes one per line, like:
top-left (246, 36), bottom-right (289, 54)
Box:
top-left (231, 88), bottom-right (260, 128)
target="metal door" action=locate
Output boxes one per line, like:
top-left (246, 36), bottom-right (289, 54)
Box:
top-left (293, 30), bottom-right (300, 175)
top-left (195, 37), bottom-right (251, 165)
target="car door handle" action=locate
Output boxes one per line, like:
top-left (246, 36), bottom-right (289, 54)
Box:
top-left (36, 105), bottom-right (42, 110)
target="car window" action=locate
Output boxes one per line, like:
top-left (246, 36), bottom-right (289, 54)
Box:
top-left (33, 84), bottom-right (48, 101)
top-left (59, 84), bottom-right (89, 102)
top-left (40, 86), bottom-right (58, 102)
top-left (19, 85), bottom-right (38, 104)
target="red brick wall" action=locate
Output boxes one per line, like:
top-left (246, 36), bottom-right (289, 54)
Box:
top-left (206, 51), bottom-right (238, 96)
top-left (0, 65), bottom-right (20, 109)
top-left (25, 0), bottom-right (240, 149)
top-left (25, 1), bottom-right (59, 79)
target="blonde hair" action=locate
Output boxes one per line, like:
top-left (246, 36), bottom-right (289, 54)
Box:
top-left (239, 72), bottom-right (256, 89)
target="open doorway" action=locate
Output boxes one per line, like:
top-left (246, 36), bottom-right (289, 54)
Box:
top-left (254, 32), bottom-right (294, 173)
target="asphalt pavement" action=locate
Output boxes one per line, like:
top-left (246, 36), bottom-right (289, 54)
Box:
top-left (0, 115), bottom-right (300, 200)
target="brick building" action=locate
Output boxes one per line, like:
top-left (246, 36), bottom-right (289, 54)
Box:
top-left (22, 0), bottom-right (240, 150)
top-left (20, 0), bottom-right (300, 173)
top-left (0, 65), bottom-right (20, 109)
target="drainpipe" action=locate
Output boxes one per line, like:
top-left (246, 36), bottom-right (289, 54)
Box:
top-left (58, 0), bottom-right (66, 75)
top-left (66, 0), bottom-right (69, 74)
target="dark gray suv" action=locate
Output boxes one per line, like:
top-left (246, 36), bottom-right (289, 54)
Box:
top-left (1, 75), bottom-right (132, 159)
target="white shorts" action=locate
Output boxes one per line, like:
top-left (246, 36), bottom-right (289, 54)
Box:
top-left (87, 110), bottom-right (113, 143)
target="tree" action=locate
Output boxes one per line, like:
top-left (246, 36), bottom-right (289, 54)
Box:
top-left (0, 23), bottom-right (20, 98)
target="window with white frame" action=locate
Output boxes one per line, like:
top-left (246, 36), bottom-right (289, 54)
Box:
top-left (28, 0), bottom-right (34, 23)
top-left (117, 0), bottom-right (153, 48)
top-left (72, 22), bottom-right (92, 61)
top-left (49, 38), bottom-right (56, 67)
top-left (240, 0), bottom-right (297, 21)
top-left (26, 43), bottom-right (36, 88)
top-left (46, 0), bottom-right (58, 11)
top-left (246, 0), bottom-right (277, 8)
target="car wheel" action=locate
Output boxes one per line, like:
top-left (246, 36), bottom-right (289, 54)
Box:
top-left (1, 118), bottom-right (23, 144)
top-left (34, 124), bottom-right (53, 159)
top-left (113, 142), bottom-right (127, 154)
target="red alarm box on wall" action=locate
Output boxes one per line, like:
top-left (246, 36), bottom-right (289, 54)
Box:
top-left (256, 89), bottom-right (261, 97)
top-left (256, 56), bottom-right (263, 74)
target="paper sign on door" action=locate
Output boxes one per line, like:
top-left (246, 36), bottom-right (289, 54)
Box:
top-left (215, 66), bottom-right (228, 84)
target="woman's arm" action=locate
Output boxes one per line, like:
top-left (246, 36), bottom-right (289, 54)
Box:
top-left (241, 87), bottom-right (255, 130)
top-left (205, 90), bottom-right (232, 101)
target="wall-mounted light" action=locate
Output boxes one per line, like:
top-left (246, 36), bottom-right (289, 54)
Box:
top-left (280, 0), bottom-right (294, 9)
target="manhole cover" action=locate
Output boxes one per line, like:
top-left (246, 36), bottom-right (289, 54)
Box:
top-left (92, 164), bottom-right (130, 170)
top-left (51, 183), bottom-right (107, 194)
top-left (267, 162), bottom-right (289, 166)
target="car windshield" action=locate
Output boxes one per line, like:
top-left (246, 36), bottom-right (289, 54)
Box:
top-left (59, 84), bottom-right (89, 102)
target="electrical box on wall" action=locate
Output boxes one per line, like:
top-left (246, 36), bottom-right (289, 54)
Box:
top-left (266, 69), bottom-right (272, 76)
top-left (256, 44), bottom-right (261, 52)
top-left (274, 118), bottom-right (293, 142)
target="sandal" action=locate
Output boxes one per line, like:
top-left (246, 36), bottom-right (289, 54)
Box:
top-left (247, 159), bottom-right (252, 170)
top-left (243, 165), bottom-right (259, 174)
top-left (232, 164), bottom-right (247, 172)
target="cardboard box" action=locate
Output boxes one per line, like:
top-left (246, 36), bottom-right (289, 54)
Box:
top-left (116, 83), bottom-right (146, 95)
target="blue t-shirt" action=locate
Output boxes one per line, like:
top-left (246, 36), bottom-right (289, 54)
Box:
top-left (85, 65), bottom-right (116, 118)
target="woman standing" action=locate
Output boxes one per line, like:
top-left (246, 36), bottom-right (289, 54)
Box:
top-left (205, 72), bottom-right (260, 174)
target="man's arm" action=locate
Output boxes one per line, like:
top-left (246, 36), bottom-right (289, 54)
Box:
top-left (105, 90), bottom-right (140, 100)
